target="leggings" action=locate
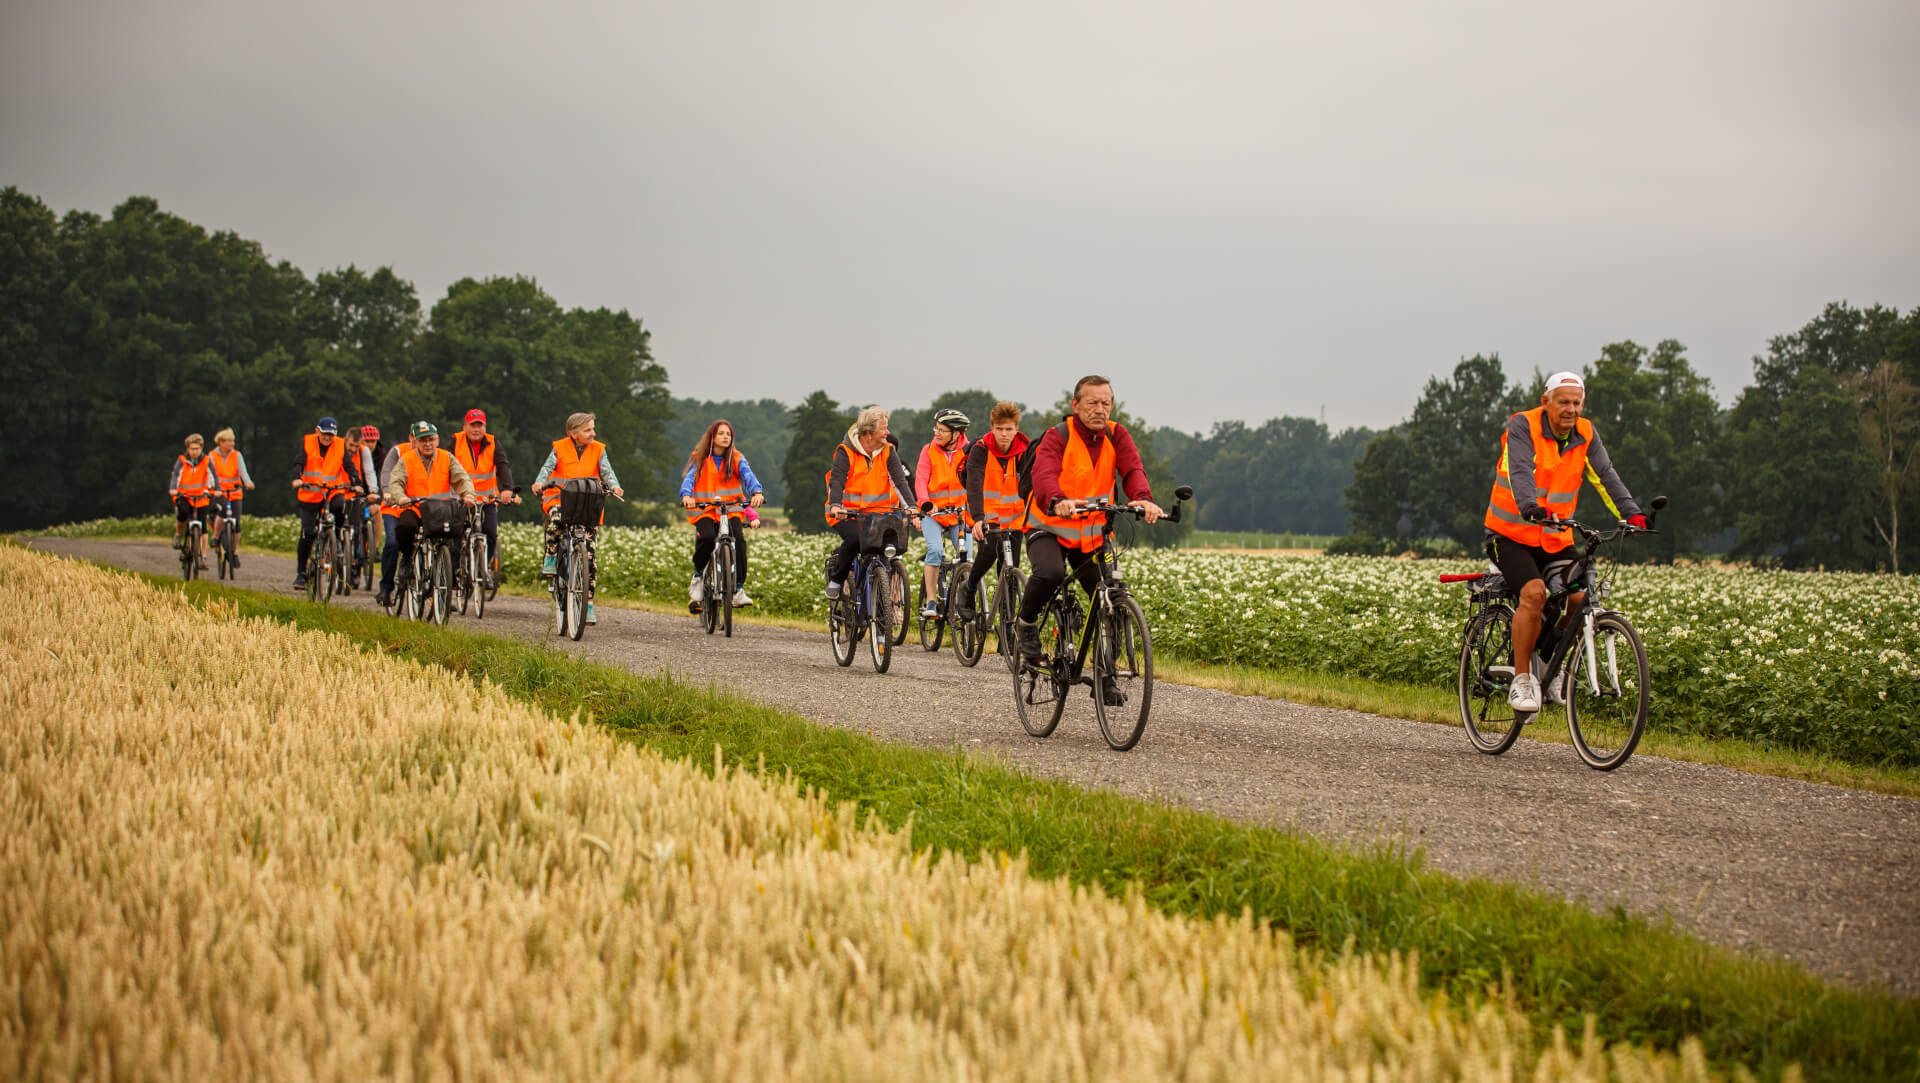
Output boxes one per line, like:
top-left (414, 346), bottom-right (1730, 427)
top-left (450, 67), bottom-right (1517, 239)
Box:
top-left (1017, 533), bottom-right (1103, 622)
top-left (693, 515), bottom-right (749, 583)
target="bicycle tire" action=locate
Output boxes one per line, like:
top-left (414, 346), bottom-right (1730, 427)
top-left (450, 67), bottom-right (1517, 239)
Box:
top-left (455, 538), bottom-right (473, 616)
top-left (867, 558), bottom-right (894, 673)
top-left (333, 529), bottom-right (353, 596)
top-left (719, 541), bottom-right (735, 639)
top-left (551, 547), bottom-right (569, 637)
top-left (828, 589), bottom-right (856, 667)
top-left (953, 564), bottom-right (985, 667)
top-left (918, 563), bottom-right (948, 652)
top-left (700, 558), bottom-right (719, 635)
top-left (886, 558), bottom-right (910, 647)
top-left (1566, 611), bottom-right (1650, 770)
top-left (217, 526), bottom-right (234, 580)
top-left (361, 524), bottom-right (377, 591)
top-left (427, 544), bottom-right (451, 626)
top-left (995, 567), bottom-right (1026, 675)
top-left (402, 551), bottom-right (424, 621)
top-left (180, 527), bottom-right (198, 581)
top-left (484, 549), bottom-right (499, 602)
top-left (319, 532), bottom-right (337, 602)
top-left (468, 538), bottom-right (487, 620)
top-left (386, 560), bottom-right (406, 618)
top-left (305, 541), bottom-right (322, 602)
top-left (1092, 593), bottom-right (1154, 751)
top-left (566, 547), bottom-right (588, 641)
top-left (1458, 604), bottom-right (1523, 754)
top-left (1012, 589), bottom-right (1070, 738)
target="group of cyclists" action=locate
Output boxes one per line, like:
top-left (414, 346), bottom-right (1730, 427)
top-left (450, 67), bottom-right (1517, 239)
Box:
top-left (168, 369), bottom-right (1652, 722)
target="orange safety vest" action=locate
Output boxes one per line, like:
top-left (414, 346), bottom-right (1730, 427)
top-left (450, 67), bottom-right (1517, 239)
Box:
top-left (209, 447), bottom-right (245, 498)
top-left (174, 454), bottom-right (215, 508)
top-left (393, 447), bottom-right (452, 520)
top-left (453, 434), bottom-right (498, 494)
top-left (542, 438), bottom-right (606, 521)
top-left (686, 455), bottom-right (746, 524)
top-left (924, 439), bottom-right (969, 526)
top-left (1023, 422), bottom-right (1120, 552)
top-left (1485, 407), bottom-right (1592, 553)
top-left (977, 442), bottom-right (1025, 529)
top-left (298, 433), bottom-right (348, 503)
top-left (823, 440), bottom-right (898, 525)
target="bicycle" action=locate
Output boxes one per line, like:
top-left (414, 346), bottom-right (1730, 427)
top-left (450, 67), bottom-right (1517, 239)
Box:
top-left (350, 496), bottom-right (377, 592)
top-left (546, 479), bottom-right (608, 641)
top-left (387, 494), bottom-right (464, 626)
top-left (328, 491), bottom-right (364, 599)
top-left (1443, 495), bottom-right (1667, 770)
top-left (177, 503), bottom-right (210, 581)
top-left (826, 510), bottom-right (912, 674)
top-left (953, 527), bottom-right (1024, 670)
top-left (210, 496), bottom-right (239, 580)
top-left (1012, 486), bottom-right (1190, 751)
top-left (455, 494), bottom-right (501, 620)
top-left (914, 503), bottom-right (973, 654)
top-left (689, 499), bottom-right (749, 638)
top-left (296, 483), bottom-right (351, 603)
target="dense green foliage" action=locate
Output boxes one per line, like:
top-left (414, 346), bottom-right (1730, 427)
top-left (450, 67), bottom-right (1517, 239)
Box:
top-left (1159, 419), bottom-right (1375, 535)
top-left (662, 397), bottom-right (794, 505)
top-left (109, 567), bottom-right (1920, 1081)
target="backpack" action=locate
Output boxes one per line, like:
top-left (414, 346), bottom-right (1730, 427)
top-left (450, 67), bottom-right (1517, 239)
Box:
top-left (1016, 421), bottom-right (1125, 502)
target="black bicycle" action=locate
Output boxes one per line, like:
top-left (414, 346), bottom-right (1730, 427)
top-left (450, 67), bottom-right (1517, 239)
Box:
top-left (916, 503), bottom-right (973, 653)
top-left (211, 496), bottom-right (239, 580)
top-left (953, 527), bottom-right (1023, 669)
top-left (1446, 496), bottom-right (1666, 770)
top-left (827, 510), bottom-right (912, 673)
top-left (349, 496), bottom-right (377, 592)
top-left (455, 493), bottom-right (500, 620)
top-left (546, 479), bottom-right (607, 641)
top-left (690, 499), bottom-right (749, 637)
top-left (1013, 486), bottom-right (1189, 751)
top-left (178, 502), bottom-right (210, 581)
top-left (296, 484), bottom-right (351, 603)
top-left (384, 494), bottom-right (463, 626)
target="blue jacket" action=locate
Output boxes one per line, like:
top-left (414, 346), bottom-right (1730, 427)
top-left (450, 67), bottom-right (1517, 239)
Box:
top-left (679, 453), bottom-right (762, 499)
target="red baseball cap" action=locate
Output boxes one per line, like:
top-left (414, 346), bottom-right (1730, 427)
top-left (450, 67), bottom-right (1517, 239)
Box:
top-left (464, 409), bottom-right (487, 424)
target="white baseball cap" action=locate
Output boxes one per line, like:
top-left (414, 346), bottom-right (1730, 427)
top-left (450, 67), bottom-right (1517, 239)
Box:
top-left (1544, 371), bottom-right (1585, 392)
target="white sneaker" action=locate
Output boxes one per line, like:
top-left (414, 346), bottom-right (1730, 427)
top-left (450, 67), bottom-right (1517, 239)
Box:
top-left (689, 575), bottom-right (703, 603)
top-left (1508, 673), bottom-right (1542, 713)
top-left (1543, 668), bottom-right (1571, 706)
top-left (732, 588), bottom-right (752, 608)
top-left (824, 580), bottom-right (842, 600)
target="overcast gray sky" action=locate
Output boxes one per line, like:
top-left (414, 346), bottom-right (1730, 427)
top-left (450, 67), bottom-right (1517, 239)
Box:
top-left (5, 0), bottom-right (1916, 433)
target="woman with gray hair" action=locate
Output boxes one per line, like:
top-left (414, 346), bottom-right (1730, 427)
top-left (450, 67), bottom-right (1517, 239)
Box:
top-left (532, 412), bottom-right (626, 625)
top-left (822, 406), bottom-right (920, 598)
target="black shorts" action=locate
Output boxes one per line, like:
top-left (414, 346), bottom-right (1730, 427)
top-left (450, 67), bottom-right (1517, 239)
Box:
top-left (1489, 534), bottom-right (1577, 594)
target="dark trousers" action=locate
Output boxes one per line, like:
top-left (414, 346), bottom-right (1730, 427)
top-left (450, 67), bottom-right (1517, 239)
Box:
top-left (826, 518), bottom-right (864, 584)
top-left (693, 515), bottom-right (749, 584)
top-left (477, 501), bottom-right (499, 564)
top-left (380, 519), bottom-right (463, 594)
top-left (965, 530), bottom-right (1024, 590)
top-left (296, 496), bottom-right (348, 571)
top-left (379, 521), bottom-right (401, 594)
top-left (1018, 533), bottom-right (1102, 622)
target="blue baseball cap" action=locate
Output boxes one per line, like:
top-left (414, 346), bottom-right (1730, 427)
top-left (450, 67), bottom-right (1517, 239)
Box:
top-left (316, 417), bottom-right (339, 434)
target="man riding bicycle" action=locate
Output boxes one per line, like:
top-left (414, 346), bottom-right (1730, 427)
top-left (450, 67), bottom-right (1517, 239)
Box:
top-left (532, 412), bottom-right (625, 626)
top-left (291, 417), bottom-right (352, 591)
top-left (914, 408), bottom-right (973, 618)
top-left (1015, 376), bottom-right (1162, 662)
top-left (379, 420), bottom-right (477, 607)
top-left (169, 433), bottom-right (217, 567)
top-left (955, 401), bottom-right (1030, 622)
top-left (1486, 370), bottom-right (1647, 713)
top-left (824, 406), bottom-right (921, 598)
top-left (452, 408), bottom-right (521, 588)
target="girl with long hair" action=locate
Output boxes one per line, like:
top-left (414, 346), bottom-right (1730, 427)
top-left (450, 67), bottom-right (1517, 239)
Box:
top-left (678, 420), bottom-right (765, 610)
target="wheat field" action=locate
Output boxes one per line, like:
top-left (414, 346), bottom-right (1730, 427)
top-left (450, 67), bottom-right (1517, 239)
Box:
top-left (0, 545), bottom-right (1733, 1081)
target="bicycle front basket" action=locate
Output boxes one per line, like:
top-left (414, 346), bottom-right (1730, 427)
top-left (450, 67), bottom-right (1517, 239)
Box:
top-left (559, 478), bottom-right (607, 527)
top-left (418, 498), bottom-right (461, 538)
top-left (860, 511), bottom-right (908, 552)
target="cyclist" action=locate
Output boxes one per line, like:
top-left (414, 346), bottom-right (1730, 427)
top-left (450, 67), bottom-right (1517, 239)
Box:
top-left (381, 420), bottom-right (478, 604)
top-left (913, 408), bottom-right (973, 618)
top-left (291, 417), bottom-right (350, 591)
top-left (1485, 370), bottom-right (1646, 712)
top-left (532, 412), bottom-right (625, 626)
top-left (1014, 375), bottom-right (1162, 665)
top-left (823, 406), bottom-right (921, 599)
top-left (207, 427), bottom-right (255, 565)
top-left (342, 425), bottom-right (377, 498)
top-left (678, 419), bottom-right (765, 610)
top-left (168, 433), bottom-right (217, 566)
top-left (451, 408), bottom-right (522, 588)
top-left (954, 401), bottom-right (1030, 622)
top-left (362, 425), bottom-right (387, 549)
top-left (374, 428), bottom-right (417, 609)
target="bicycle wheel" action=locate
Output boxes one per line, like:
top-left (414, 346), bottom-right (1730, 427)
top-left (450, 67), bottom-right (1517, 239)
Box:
top-left (305, 542), bottom-right (322, 602)
top-left (719, 542), bottom-right (735, 639)
top-left (995, 568), bottom-right (1027, 675)
top-left (333, 530), bottom-right (352, 596)
top-left (181, 529), bottom-right (198, 581)
top-left (953, 565), bottom-right (985, 667)
top-left (361, 526), bottom-right (377, 590)
top-left (566, 549), bottom-right (588, 641)
top-left (868, 559), bottom-right (894, 673)
top-left (385, 561), bottom-right (405, 617)
top-left (551, 547), bottom-right (569, 637)
top-left (828, 590), bottom-right (856, 667)
top-left (468, 537), bottom-right (487, 620)
top-left (1092, 594), bottom-right (1154, 751)
top-left (429, 544), bottom-right (452, 626)
top-left (402, 553), bottom-right (424, 621)
top-left (216, 526), bottom-right (233, 580)
top-left (1013, 591), bottom-right (1070, 738)
top-left (700, 559), bottom-right (719, 634)
top-left (1566, 612), bottom-right (1650, 770)
top-left (320, 532), bottom-right (339, 601)
top-left (886, 558), bottom-right (911, 647)
top-left (484, 549), bottom-right (499, 602)
top-left (1458, 604), bottom-right (1523, 754)
top-left (918, 564), bottom-right (948, 652)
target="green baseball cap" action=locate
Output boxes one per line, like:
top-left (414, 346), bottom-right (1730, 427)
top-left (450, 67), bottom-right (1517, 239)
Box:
top-left (409, 420), bottom-right (439, 438)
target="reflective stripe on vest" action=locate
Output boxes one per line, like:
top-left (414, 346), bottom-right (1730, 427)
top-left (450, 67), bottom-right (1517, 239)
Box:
top-left (687, 455), bottom-right (746, 524)
top-left (1023, 423), bottom-right (1118, 552)
top-left (823, 441), bottom-right (897, 525)
top-left (395, 448), bottom-right (452, 520)
top-left (210, 448), bottom-right (244, 496)
top-left (175, 455), bottom-right (215, 507)
top-left (299, 433), bottom-right (347, 503)
top-left (454, 435), bottom-right (498, 493)
top-left (542, 438), bottom-right (606, 517)
top-left (1484, 407), bottom-right (1590, 553)
top-left (979, 447), bottom-right (1024, 528)
top-left (926, 440), bottom-right (968, 526)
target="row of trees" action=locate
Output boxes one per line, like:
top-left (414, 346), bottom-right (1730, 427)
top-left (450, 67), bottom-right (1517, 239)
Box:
top-left (1347, 303), bottom-right (1920, 571)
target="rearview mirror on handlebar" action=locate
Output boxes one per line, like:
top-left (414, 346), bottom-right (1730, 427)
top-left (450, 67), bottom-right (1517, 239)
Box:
top-left (1173, 485), bottom-right (1194, 502)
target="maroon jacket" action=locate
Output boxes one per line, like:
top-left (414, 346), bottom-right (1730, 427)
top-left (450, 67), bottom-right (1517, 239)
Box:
top-left (1028, 417), bottom-right (1151, 513)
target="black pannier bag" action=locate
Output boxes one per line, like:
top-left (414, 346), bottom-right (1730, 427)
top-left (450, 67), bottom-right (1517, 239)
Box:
top-left (559, 478), bottom-right (607, 527)
top-left (418, 497), bottom-right (462, 538)
top-left (860, 510), bottom-right (908, 552)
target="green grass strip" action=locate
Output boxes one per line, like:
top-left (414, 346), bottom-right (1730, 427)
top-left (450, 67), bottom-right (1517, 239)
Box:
top-left (88, 566), bottom-right (1917, 1082)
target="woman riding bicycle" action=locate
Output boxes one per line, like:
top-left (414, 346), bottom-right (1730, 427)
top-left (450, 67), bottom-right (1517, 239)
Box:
top-left (679, 419), bottom-right (765, 611)
top-left (913, 408), bottom-right (973, 618)
top-left (823, 406), bottom-right (920, 599)
top-left (533, 412), bottom-right (625, 626)
top-left (207, 427), bottom-right (255, 564)
top-left (168, 433), bottom-right (217, 566)
top-left (1014, 375), bottom-right (1162, 661)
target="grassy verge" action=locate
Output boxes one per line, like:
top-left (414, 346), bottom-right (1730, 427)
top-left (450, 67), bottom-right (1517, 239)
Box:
top-left (80, 562), bottom-right (1920, 1081)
